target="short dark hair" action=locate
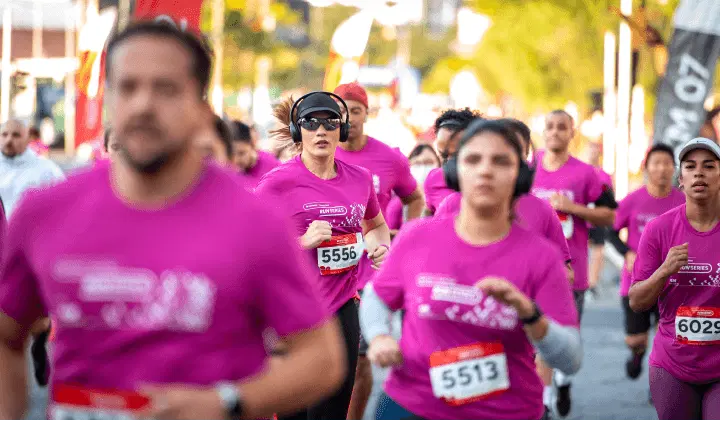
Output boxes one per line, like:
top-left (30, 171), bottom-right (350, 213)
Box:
top-left (214, 116), bottom-right (233, 158)
top-left (407, 144), bottom-right (441, 167)
top-left (103, 129), bottom-right (112, 152)
top-left (549, 109), bottom-right (575, 126)
top-left (645, 143), bottom-right (676, 168)
top-left (498, 118), bottom-right (531, 145)
top-left (105, 20), bottom-right (212, 98)
top-left (231, 120), bottom-right (253, 144)
top-left (458, 119), bottom-right (524, 164)
top-left (434, 108), bottom-right (483, 135)
top-left (28, 127), bottom-right (40, 138)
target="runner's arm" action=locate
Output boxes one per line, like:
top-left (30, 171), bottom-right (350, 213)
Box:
top-left (0, 313), bottom-right (32, 418)
top-left (362, 214), bottom-right (391, 254)
top-left (400, 188), bottom-right (424, 221)
top-left (628, 223), bottom-right (667, 312)
top-left (628, 270), bottom-right (669, 312)
top-left (532, 322), bottom-right (582, 375)
top-left (566, 189), bottom-right (617, 226)
top-left (358, 284), bottom-right (394, 343)
top-left (238, 319), bottom-right (346, 419)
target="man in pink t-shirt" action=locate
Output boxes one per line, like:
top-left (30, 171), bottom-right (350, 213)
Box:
top-left (333, 82), bottom-right (425, 420)
top-left (424, 108), bottom-right (483, 215)
top-left (531, 110), bottom-right (617, 417)
top-left (0, 22), bottom-right (345, 420)
top-left (230, 120), bottom-right (279, 188)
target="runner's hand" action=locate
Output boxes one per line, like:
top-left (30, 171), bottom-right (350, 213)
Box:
top-left (659, 243), bottom-right (688, 278)
top-left (625, 251), bottom-right (637, 272)
top-left (549, 193), bottom-right (574, 213)
top-left (368, 334), bottom-right (402, 368)
top-left (475, 277), bottom-right (535, 319)
top-left (300, 220), bottom-right (332, 249)
top-left (140, 385), bottom-right (225, 420)
top-left (367, 245), bottom-right (389, 270)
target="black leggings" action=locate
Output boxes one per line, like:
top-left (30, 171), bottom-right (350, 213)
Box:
top-left (280, 299), bottom-right (360, 420)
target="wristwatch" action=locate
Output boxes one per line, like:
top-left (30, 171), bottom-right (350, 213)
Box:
top-left (520, 302), bottom-right (543, 326)
top-left (215, 382), bottom-right (244, 419)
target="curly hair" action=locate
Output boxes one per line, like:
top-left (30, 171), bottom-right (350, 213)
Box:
top-left (434, 108), bottom-right (483, 134)
top-left (269, 97), bottom-right (302, 154)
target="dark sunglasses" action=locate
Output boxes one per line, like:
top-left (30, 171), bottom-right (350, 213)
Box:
top-left (298, 117), bottom-right (341, 131)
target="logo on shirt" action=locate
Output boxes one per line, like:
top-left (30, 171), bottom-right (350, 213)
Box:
top-left (372, 175), bottom-right (381, 195)
top-left (304, 202), bottom-right (348, 217)
top-left (532, 188), bottom-right (575, 202)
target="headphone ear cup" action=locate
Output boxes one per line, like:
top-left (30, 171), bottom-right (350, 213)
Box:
top-left (514, 161), bottom-right (535, 197)
top-left (443, 157), bottom-right (460, 192)
top-left (339, 123), bottom-right (350, 142)
top-left (289, 122), bottom-right (301, 143)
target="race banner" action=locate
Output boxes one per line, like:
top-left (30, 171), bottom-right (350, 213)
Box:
top-left (75, 9), bottom-right (116, 147)
top-left (653, 0), bottom-right (720, 151)
top-left (133, 0), bottom-right (204, 33)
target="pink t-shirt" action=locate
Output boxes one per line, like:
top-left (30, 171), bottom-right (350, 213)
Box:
top-left (595, 167), bottom-right (613, 189)
top-left (335, 137), bottom-right (417, 288)
top-left (0, 162), bottom-right (329, 394)
top-left (436, 192), bottom-right (572, 264)
top-left (423, 167), bottom-right (454, 215)
top-left (373, 217), bottom-right (577, 420)
top-left (531, 153), bottom-right (606, 291)
top-left (385, 196), bottom-right (404, 231)
top-left (632, 204), bottom-right (720, 383)
top-left (334, 137), bottom-right (417, 214)
top-left (614, 187), bottom-right (685, 296)
top-left (243, 150), bottom-right (280, 188)
top-left (256, 155), bottom-right (381, 313)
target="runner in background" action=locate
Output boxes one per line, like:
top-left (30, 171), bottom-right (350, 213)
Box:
top-left (630, 137), bottom-right (720, 420)
top-left (609, 144), bottom-right (684, 390)
top-left (531, 110), bottom-right (617, 417)
top-left (231, 120), bottom-right (279, 188)
top-left (28, 127), bottom-right (49, 157)
top-left (386, 144), bottom-right (442, 233)
top-left (195, 107), bottom-right (233, 166)
top-left (257, 91), bottom-right (391, 420)
top-left (0, 21), bottom-right (346, 420)
top-left (587, 142), bottom-right (615, 300)
top-left (103, 129), bottom-right (121, 161)
top-left (361, 119), bottom-right (581, 420)
top-left (332, 83), bottom-right (424, 420)
top-left (424, 108), bottom-right (483, 215)
top-left (437, 117), bottom-right (573, 419)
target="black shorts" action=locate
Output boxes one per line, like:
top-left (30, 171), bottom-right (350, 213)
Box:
top-left (357, 290), bottom-right (368, 357)
top-left (622, 296), bottom-right (659, 335)
top-left (589, 226), bottom-right (607, 245)
top-left (574, 290), bottom-right (586, 323)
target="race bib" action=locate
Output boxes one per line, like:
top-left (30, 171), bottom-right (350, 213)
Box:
top-left (317, 233), bottom-right (364, 276)
top-left (49, 384), bottom-right (150, 420)
top-left (429, 342), bottom-right (510, 406)
top-left (675, 307), bottom-right (720, 345)
top-left (558, 212), bottom-right (573, 239)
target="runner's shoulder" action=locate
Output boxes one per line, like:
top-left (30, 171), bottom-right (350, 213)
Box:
top-left (255, 159), bottom-right (299, 194)
top-left (644, 204), bottom-right (685, 235)
top-left (336, 158), bottom-right (374, 183)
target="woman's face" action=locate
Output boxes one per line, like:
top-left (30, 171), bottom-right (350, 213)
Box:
top-left (300, 111), bottom-right (341, 159)
top-left (457, 132), bottom-right (519, 212)
top-left (679, 149), bottom-right (720, 202)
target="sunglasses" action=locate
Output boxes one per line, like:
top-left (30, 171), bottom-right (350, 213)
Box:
top-left (298, 117), bottom-right (341, 131)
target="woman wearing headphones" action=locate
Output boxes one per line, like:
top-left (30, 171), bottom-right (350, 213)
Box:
top-left (256, 92), bottom-right (391, 420)
top-left (360, 119), bottom-right (581, 420)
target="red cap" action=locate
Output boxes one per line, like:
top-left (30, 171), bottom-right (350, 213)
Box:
top-left (334, 83), bottom-right (368, 109)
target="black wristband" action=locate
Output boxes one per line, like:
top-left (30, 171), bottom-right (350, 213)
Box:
top-left (520, 302), bottom-right (543, 326)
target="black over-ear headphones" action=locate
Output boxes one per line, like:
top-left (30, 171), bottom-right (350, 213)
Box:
top-left (443, 119), bottom-right (535, 198)
top-left (289, 91), bottom-right (351, 143)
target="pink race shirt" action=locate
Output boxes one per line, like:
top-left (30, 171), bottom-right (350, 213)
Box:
top-left (385, 196), bottom-right (404, 231)
top-left (373, 217), bottom-right (577, 420)
top-left (614, 187), bottom-right (685, 296)
top-left (436, 193), bottom-right (572, 264)
top-left (632, 205), bottom-right (720, 384)
top-left (595, 167), bottom-right (613, 189)
top-left (0, 163), bottom-right (329, 395)
top-left (335, 137), bottom-right (417, 288)
top-left (243, 150), bottom-right (280, 188)
top-left (423, 167), bottom-right (455, 214)
top-left (532, 153), bottom-right (606, 291)
top-left (256, 155), bottom-right (381, 313)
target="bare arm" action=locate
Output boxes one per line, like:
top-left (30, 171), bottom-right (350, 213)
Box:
top-left (400, 188), bottom-right (424, 222)
top-left (566, 203), bottom-right (615, 227)
top-left (628, 270), bottom-right (669, 313)
top-left (0, 313), bottom-right (31, 419)
top-left (240, 319), bottom-right (346, 419)
top-left (362, 214), bottom-right (391, 252)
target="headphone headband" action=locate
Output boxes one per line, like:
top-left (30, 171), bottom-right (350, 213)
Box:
top-left (289, 91), bottom-right (351, 143)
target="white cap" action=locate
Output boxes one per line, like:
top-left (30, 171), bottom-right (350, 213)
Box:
top-left (678, 137), bottom-right (720, 162)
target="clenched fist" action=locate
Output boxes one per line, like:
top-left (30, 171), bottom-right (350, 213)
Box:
top-left (659, 243), bottom-right (688, 278)
top-left (300, 220), bottom-right (333, 249)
